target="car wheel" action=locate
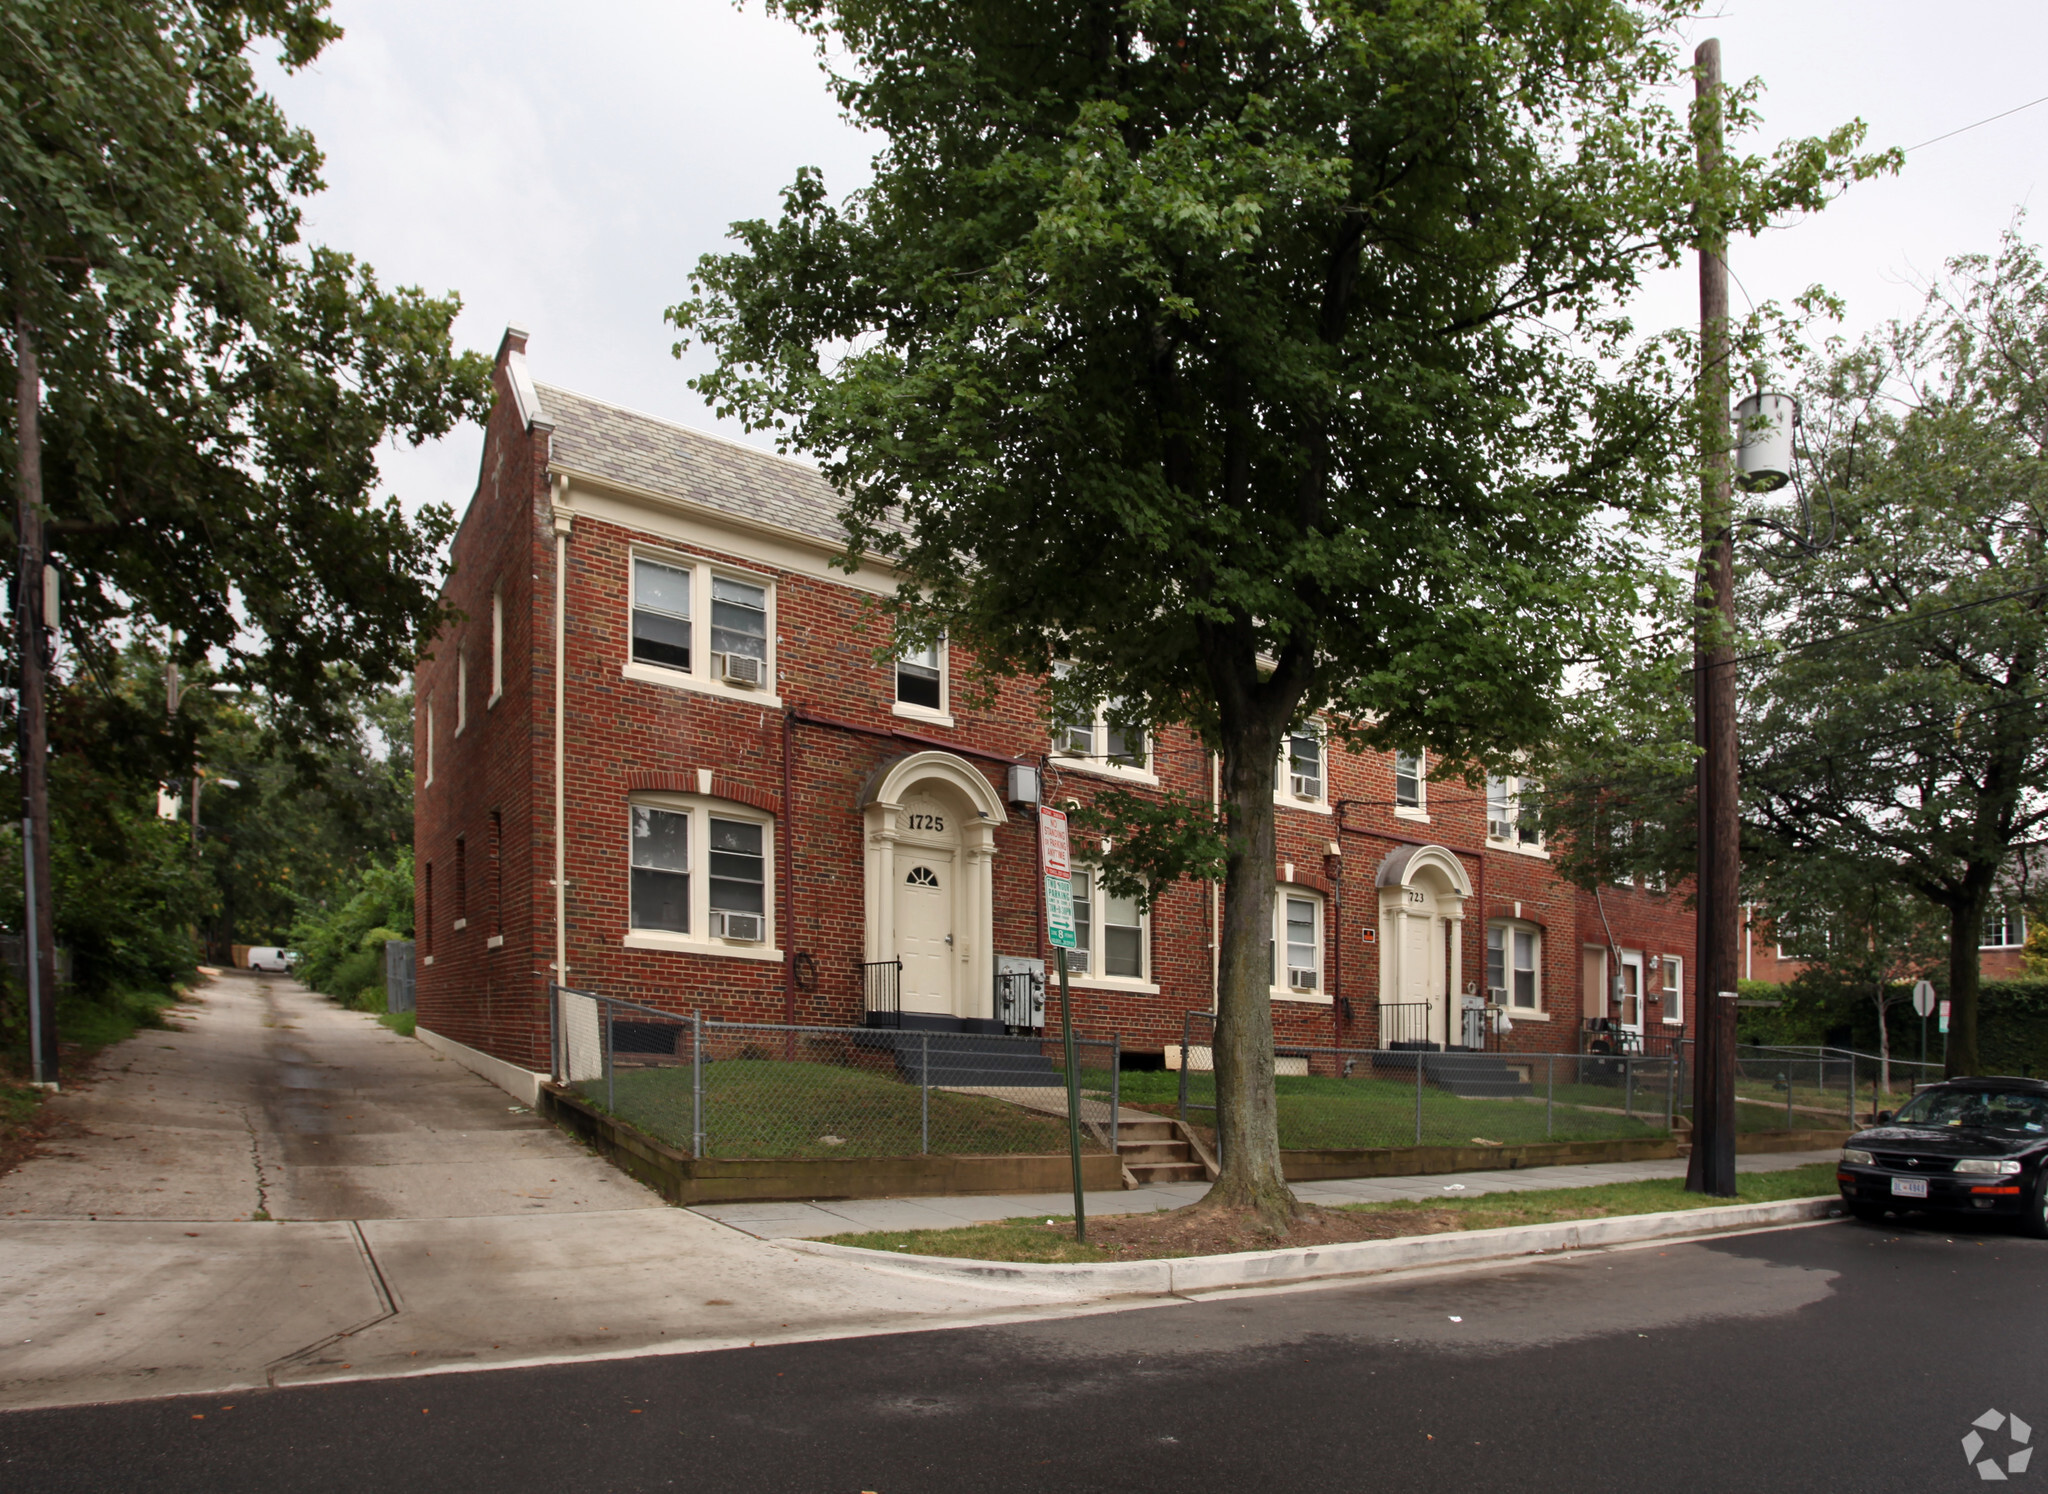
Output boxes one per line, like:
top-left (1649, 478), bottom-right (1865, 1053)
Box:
top-left (2020, 1175), bottom-right (2048, 1241)
top-left (1847, 1200), bottom-right (1888, 1223)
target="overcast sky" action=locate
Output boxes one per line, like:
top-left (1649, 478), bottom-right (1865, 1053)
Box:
top-left (264, 0), bottom-right (2048, 519)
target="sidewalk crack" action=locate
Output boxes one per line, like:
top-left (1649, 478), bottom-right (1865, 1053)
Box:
top-left (241, 1106), bottom-right (272, 1220)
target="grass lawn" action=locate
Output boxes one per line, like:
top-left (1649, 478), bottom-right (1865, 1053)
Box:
top-left (1102, 1067), bottom-right (1670, 1148)
top-left (823, 1161), bottom-right (1840, 1263)
top-left (580, 1058), bottom-right (1102, 1159)
top-left (378, 1010), bottom-right (416, 1037)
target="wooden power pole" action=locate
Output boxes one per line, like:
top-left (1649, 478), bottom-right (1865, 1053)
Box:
top-left (1686, 37), bottom-right (1740, 1196)
top-left (14, 313), bottom-right (57, 1086)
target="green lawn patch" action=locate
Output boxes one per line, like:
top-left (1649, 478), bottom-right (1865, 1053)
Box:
top-left (1101, 1066), bottom-right (1670, 1148)
top-left (822, 1161), bottom-right (1839, 1263)
top-left (580, 1058), bottom-right (1103, 1159)
top-left (378, 1010), bottom-right (416, 1037)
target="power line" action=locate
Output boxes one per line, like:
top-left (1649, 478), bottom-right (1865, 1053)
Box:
top-left (1904, 91), bottom-right (2048, 154)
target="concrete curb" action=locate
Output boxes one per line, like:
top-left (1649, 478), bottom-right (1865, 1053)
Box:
top-left (779, 1195), bottom-right (1844, 1296)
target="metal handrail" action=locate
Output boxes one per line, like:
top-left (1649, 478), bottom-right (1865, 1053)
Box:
top-left (860, 958), bottom-right (902, 1028)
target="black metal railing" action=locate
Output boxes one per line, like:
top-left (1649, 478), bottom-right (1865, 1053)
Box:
top-left (860, 958), bottom-right (902, 1028)
top-left (1378, 1002), bottom-right (1434, 1049)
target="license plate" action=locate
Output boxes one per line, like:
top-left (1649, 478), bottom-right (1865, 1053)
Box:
top-left (1891, 1176), bottom-right (1929, 1198)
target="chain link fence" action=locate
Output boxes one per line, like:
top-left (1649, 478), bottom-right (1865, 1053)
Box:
top-left (1723, 1043), bottom-right (1944, 1130)
top-left (1168, 1011), bottom-right (1678, 1153)
top-left (550, 985), bottom-right (1118, 1160)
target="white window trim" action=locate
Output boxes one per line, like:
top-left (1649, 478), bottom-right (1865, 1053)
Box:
top-left (623, 793), bottom-right (782, 961)
top-left (1486, 774), bottom-right (1548, 856)
top-left (488, 586), bottom-right (504, 708)
top-left (623, 548), bottom-right (784, 708)
top-left (1661, 955), bottom-right (1685, 1025)
top-left (455, 649), bottom-right (468, 736)
top-left (1982, 908), bottom-right (2027, 949)
top-left (891, 636), bottom-right (953, 727)
top-left (1051, 711), bottom-right (1158, 785)
top-left (1062, 865), bottom-right (1159, 992)
top-left (423, 696), bottom-right (435, 787)
top-left (1272, 885), bottom-right (1329, 1004)
top-left (1393, 749), bottom-right (1429, 821)
top-left (1276, 724), bottom-right (1333, 814)
top-left (1487, 919), bottom-right (1544, 1014)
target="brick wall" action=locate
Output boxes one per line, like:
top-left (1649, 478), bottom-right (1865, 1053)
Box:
top-left (415, 353), bottom-right (1699, 1073)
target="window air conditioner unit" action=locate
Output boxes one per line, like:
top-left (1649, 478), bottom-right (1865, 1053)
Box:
top-left (714, 911), bottom-right (764, 942)
top-left (1288, 967), bottom-right (1319, 992)
top-left (720, 654), bottom-right (764, 687)
top-left (1290, 773), bottom-right (1322, 800)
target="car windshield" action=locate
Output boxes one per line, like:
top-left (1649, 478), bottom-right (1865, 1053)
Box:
top-left (1892, 1088), bottom-right (2048, 1135)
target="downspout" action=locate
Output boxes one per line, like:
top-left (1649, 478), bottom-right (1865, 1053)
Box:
top-left (552, 475), bottom-right (571, 996)
top-left (783, 708), bottom-right (797, 1027)
top-left (1326, 842), bottom-right (1343, 1052)
top-left (1592, 882), bottom-right (1624, 1029)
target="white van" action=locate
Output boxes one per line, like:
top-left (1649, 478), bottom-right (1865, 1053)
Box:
top-left (247, 947), bottom-right (291, 973)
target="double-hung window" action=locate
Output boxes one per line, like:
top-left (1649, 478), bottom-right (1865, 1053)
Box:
top-left (1065, 867), bottom-right (1147, 982)
top-left (707, 818), bottom-right (766, 939)
top-left (1284, 729), bottom-right (1325, 803)
top-left (1487, 923), bottom-right (1541, 1010)
top-left (1661, 955), bottom-right (1684, 1023)
top-left (1395, 751), bottom-right (1425, 812)
top-left (1983, 907), bottom-right (2027, 949)
top-left (1052, 692), bottom-right (1150, 777)
top-left (628, 800), bottom-right (775, 950)
top-left (1270, 891), bottom-right (1323, 996)
top-left (632, 557), bottom-right (694, 671)
top-left (630, 806), bottom-right (691, 933)
top-left (1487, 775), bottom-right (1542, 848)
top-left (628, 553), bottom-right (776, 696)
top-left (896, 640), bottom-right (944, 711)
top-left (709, 577), bottom-right (768, 685)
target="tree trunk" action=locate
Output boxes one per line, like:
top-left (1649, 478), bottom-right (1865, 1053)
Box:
top-left (1875, 984), bottom-right (1891, 1098)
top-left (1197, 714), bottom-right (1297, 1228)
top-left (13, 311), bottom-right (56, 1082)
top-left (1947, 898), bottom-right (1984, 1077)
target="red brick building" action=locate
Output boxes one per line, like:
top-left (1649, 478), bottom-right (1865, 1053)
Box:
top-left (412, 329), bottom-right (1700, 1089)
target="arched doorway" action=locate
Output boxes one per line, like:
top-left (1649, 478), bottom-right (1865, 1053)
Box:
top-left (1375, 844), bottom-right (1473, 1049)
top-left (859, 752), bottom-right (1007, 1021)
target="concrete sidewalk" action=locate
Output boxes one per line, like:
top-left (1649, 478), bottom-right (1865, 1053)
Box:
top-left (0, 974), bottom-right (1133, 1412)
top-left (691, 1149), bottom-right (1843, 1239)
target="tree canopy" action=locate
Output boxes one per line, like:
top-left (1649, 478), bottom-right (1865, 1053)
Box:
top-left (1738, 231), bottom-right (2048, 1075)
top-left (2, 0), bottom-right (489, 745)
top-left (672, 0), bottom-right (1887, 1225)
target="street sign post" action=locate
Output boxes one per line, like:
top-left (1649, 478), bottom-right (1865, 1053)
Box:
top-left (1913, 980), bottom-right (1936, 1067)
top-left (1039, 806), bottom-right (1085, 1241)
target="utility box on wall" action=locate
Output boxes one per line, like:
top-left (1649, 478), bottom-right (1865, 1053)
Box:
top-left (996, 955), bottom-right (1046, 1029)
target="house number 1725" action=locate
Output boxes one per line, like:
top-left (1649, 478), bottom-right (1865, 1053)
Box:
top-left (907, 813), bottom-right (946, 832)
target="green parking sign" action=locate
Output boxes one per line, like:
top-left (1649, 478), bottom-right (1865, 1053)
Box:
top-left (1045, 873), bottom-right (1076, 949)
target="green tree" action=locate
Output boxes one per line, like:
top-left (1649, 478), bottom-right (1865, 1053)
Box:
top-left (1738, 230), bottom-right (2048, 1077)
top-left (672, 0), bottom-right (1884, 1225)
top-left (3, 1), bottom-right (487, 728)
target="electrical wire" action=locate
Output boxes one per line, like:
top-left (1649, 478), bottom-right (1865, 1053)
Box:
top-left (1904, 92), bottom-right (2048, 154)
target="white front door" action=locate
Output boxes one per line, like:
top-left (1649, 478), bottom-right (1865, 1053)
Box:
top-left (1399, 909), bottom-right (1447, 1045)
top-left (897, 853), bottom-right (955, 1013)
top-left (1618, 950), bottom-right (1645, 1034)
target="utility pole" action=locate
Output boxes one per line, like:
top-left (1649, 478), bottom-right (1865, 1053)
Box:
top-left (14, 312), bottom-right (57, 1087)
top-left (1686, 37), bottom-right (1739, 1196)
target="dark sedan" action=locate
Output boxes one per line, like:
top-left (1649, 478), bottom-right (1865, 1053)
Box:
top-left (1837, 1077), bottom-right (2048, 1236)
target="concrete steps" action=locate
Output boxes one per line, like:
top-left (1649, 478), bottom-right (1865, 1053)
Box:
top-left (1118, 1117), bottom-right (1208, 1185)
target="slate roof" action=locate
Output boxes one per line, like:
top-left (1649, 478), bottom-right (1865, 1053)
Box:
top-left (536, 383), bottom-right (854, 548)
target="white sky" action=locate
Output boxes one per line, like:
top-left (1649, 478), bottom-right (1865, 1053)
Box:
top-left (263, 0), bottom-right (2048, 519)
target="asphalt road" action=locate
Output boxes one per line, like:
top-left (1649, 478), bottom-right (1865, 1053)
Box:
top-left (2, 1211), bottom-right (2040, 1493)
